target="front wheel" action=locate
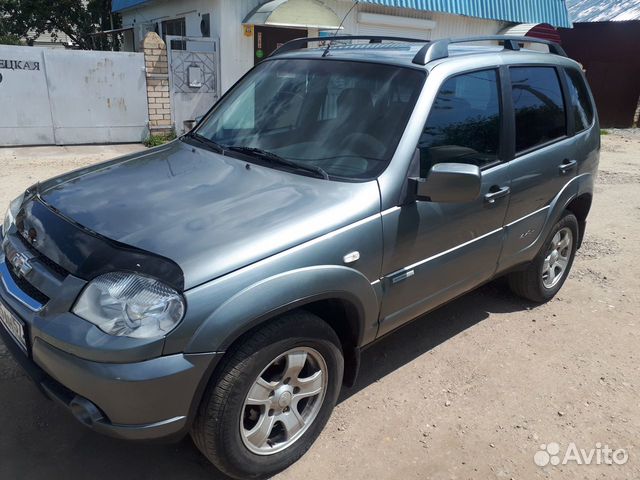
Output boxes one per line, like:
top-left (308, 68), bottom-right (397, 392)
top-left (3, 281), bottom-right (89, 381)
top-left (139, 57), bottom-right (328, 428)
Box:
top-left (191, 312), bottom-right (344, 479)
top-left (507, 211), bottom-right (579, 303)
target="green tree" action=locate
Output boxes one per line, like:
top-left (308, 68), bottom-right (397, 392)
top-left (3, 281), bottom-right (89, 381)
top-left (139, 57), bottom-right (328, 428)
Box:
top-left (0, 34), bottom-right (22, 45)
top-left (0, 0), bottom-right (122, 50)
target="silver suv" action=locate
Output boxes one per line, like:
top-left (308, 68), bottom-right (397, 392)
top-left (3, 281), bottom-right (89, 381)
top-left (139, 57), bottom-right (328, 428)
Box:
top-left (0, 36), bottom-right (599, 478)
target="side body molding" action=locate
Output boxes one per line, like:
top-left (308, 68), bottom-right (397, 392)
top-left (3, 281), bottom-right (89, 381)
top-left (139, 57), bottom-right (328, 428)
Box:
top-left (185, 266), bottom-right (381, 353)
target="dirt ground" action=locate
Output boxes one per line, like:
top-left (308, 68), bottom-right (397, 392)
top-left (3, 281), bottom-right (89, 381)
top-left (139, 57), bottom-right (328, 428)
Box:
top-left (0, 131), bottom-right (639, 480)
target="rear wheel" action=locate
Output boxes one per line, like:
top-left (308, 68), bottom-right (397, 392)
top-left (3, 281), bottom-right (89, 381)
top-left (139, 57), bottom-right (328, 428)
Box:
top-left (191, 312), bottom-right (343, 479)
top-left (508, 211), bottom-right (578, 303)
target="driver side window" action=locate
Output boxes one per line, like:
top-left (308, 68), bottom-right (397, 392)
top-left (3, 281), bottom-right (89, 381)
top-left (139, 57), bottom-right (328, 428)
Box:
top-left (418, 69), bottom-right (501, 177)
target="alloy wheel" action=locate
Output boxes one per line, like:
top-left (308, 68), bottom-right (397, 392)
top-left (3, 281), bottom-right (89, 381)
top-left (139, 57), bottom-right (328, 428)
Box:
top-left (542, 227), bottom-right (573, 289)
top-left (240, 347), bottom-right (328, 455)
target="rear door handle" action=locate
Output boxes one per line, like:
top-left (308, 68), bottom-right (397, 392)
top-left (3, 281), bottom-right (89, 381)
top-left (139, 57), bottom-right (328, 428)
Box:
top-left (559, 159), bottom-right (577, 175)
top-left (484, 186), bottom-right (511, 204)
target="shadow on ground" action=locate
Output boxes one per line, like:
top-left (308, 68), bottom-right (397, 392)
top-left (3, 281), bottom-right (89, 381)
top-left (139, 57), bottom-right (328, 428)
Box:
top-left (0, 280), bottom-right (533, 480)
top-left (340, 278), bottom-right (533, 402)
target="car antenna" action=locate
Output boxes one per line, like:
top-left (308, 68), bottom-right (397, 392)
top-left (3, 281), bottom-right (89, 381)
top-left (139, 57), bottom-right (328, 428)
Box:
top-left (322, 0), bottom-right (359, 58)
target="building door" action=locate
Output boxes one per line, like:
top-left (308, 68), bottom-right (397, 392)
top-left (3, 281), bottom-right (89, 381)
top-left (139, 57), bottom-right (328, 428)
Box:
top-left (254, 26), bottom-right (306, 65)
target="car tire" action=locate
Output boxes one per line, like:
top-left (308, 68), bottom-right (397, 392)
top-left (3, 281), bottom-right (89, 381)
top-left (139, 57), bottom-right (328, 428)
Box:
top-left (507, 211), bottom-right (579, 303)
top-left (191, 311), bottom-right (344, 479)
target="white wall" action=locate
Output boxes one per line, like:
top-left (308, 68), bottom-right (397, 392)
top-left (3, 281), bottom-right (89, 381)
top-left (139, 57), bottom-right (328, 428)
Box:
top-left (120, 0), bottom-right (509, 93)
top-left (217, 0), bottom-right (262, 91)
top-left (120, 0), bottom-right (221, 48)
top-left (327, 1), bottom-right (508, 39)
top-left (120, 0), bottom-right (263, 91)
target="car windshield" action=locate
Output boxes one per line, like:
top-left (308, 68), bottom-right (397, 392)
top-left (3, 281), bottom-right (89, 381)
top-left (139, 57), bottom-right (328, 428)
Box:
top-left (195, 59), bottom-right (425, 180)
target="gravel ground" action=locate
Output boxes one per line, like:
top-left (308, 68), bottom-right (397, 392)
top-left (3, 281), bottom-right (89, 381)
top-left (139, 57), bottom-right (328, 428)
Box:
top-left (0, 131), bottom-right (639, 480)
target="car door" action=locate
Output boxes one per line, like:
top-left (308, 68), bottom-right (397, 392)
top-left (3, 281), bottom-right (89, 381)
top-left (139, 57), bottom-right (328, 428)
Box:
top-left (378, 68), bottom-right (511, 337)
top-left (498, 65), bottom-right (580, 269)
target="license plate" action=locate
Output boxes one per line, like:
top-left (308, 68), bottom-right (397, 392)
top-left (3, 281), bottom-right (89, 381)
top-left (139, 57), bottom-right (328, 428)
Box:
top-left (0, 301), bottom-right (26, 353)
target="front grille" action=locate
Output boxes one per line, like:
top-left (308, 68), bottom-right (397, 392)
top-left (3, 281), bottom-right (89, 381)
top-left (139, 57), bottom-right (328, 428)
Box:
top-left (6, 261), bottom-right (50, 305)
top-left (16, 231), bottom-right (69, 278)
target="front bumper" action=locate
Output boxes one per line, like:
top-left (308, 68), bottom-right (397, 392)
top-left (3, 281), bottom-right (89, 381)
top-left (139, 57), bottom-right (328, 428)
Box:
top-left (0, 230), bottom-right (222, 441)
top-left (0, 313), bottom-right (222, 440)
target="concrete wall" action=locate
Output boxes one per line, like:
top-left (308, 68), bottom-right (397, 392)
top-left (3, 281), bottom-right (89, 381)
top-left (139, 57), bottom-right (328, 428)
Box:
top-left (0, 45), bottom-right (148, 146)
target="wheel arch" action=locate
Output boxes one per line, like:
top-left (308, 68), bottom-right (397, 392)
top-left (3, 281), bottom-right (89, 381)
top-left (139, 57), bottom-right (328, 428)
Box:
top-left (536, 173), bottom-right (591, 255)
top-left (216, 297), bottom-right (364, 388)
top-left (565, 193), bottom-right (592, 248)
top-left (186, 266), bottom-right (380, 386)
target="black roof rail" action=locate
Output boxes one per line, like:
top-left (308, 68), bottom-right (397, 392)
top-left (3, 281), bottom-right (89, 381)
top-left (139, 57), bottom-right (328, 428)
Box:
top-left (412, 35), bottom-right (567, 65)
top-left (270, 35), bottom-right (428, 58)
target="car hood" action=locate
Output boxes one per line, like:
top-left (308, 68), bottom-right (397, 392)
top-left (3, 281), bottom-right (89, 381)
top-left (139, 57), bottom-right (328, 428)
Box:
top-left (37, 140), bottom-right (380, 289)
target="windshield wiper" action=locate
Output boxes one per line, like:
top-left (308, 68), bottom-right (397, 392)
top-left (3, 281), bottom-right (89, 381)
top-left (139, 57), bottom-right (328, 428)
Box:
top-left (226, 146), bottom-right (329, 180)
top-left (182, 132), bottom-right (224, 153)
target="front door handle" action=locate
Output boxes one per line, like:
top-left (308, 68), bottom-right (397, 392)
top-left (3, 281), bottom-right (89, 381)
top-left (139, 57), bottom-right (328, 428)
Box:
top-left (559, 159), bottom-right (577, 175)
top-left (484, 186), bottom-right (511, 204)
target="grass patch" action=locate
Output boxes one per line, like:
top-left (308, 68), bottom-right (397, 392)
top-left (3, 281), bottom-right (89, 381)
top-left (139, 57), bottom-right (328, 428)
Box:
top-left (144, 132), bottom-right (176, 148)
top-left (600, 129), bottom-right (610, 136)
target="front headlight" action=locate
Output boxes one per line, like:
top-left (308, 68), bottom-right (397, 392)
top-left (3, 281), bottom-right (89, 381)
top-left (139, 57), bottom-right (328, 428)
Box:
top-left (73, 272), bottom-right (185, 339)
top-left (3, 193), bottom-right (24, 236)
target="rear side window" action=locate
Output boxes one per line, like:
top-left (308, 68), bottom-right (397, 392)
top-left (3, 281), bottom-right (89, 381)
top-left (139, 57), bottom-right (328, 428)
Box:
top-left (510, 67), bottom-right (566, 153)
top-left (563, 68), bottom-right (594, 132)
top-left (419, 69), bottom-right (501, 175)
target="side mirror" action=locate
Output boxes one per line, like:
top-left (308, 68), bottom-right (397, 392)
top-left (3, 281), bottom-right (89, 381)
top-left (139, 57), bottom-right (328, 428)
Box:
top-left (411, 163), bottom-right (482, 203)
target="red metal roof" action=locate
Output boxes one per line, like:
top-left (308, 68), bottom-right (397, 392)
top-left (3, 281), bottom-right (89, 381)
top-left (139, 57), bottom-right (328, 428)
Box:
top-left (502, 23), bottom-right (562, 44)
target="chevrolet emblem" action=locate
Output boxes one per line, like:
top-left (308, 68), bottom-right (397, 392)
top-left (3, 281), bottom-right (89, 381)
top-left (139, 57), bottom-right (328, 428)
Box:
top-left (9, 251), bottom-right (33, 277)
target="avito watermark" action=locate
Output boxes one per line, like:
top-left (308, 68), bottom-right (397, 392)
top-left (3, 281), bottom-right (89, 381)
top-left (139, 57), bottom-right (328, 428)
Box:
top-left (535, 442), bottom-right (628, 467)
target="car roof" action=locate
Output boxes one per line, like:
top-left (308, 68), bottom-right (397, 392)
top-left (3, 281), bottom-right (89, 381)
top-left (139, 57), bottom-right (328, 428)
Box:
top-left (267, 40), bottom-right (582, 72)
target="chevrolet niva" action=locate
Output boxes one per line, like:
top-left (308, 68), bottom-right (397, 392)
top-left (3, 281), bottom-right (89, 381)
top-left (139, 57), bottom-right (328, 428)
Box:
top-left (0, 36), bottom-right (599, 478)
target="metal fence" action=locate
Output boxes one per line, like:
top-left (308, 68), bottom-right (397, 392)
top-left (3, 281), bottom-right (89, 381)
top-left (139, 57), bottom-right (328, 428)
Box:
top-left (0, 45), bottom-right (148, 146)
top-left (559, 21), bottom-right (640, 128)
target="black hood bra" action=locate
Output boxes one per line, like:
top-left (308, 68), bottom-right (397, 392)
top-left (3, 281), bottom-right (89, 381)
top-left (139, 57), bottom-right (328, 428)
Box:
top-left (15, 196), bottom-right (185, 291)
